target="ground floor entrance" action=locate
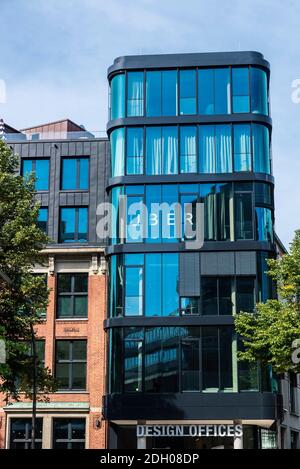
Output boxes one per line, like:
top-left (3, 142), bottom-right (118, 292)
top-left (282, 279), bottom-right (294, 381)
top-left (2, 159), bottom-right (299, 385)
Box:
top-left (108, 421), bottom-right (278, 450)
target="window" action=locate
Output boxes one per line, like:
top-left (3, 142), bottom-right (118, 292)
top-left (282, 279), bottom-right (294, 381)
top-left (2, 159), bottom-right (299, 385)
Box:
top-left (180, 126), bottom-right (197, 173)
top-left (37, 208), bottom-right (48, 233)
top-left (10, 418), bottom-right (43, 449)
top-left (126, 128), bottom-right (143, 175)
top-left (181, 339), bottom-right (200, 391)
top-left (232, 68), bottom-right (250, 113)
top-left (200, 183), bottom-right (231, 241)
top-left (291, 431), bottom-right (299, 450)
top-left (111, 127), bottom-right (125, 177)
top-left (110, 73), bottom-right (125, 120)
top-left (59, 207), bottom-right (88, 243)
top-left (127, 72), bottom-right (144, 117)
top-left (179, 70), bottom-right (196, 115)
top-left (146, 70), bottom-right (177, 116)
top-left (252, 124), bottom-right (270, 174)
top-left (61, 158), bottom-right (89, 190)
top-left (114, 254), bottom-right (179, 317)
top-left (124, 339), bottom-right (143, 392)
top-left (180, 297), bottom-right (199, 315)
top-left (234, 124), bottom-right (251, 171)
top-left (57, 273), bottom-right (88, 318)
top-left (289, 373), bottom-right (298, 415)
top-left (125, 265), bottom-right (143, 316)
top-left (234, 191), bottom-right (253, 240)
top-left (202, 327), bottom-right (234, 392)
top-left (251, 67), bottom-right (268, 115)
top-left (146, 126), bottom-right (178, 175)
top-left (55, 340), bottom-right (87, 390)
top-left (236, 278), bottom-right (255, 313)
top-left (202, 277), bottom-right (233, 315)
top-left (255, 207), bottom-right (273, 242)
top-left (111, 326), bottom-right (237, 394)
top-left (53, 419), bottom-right (85, 449)
top-left (199, 125), bottom-right (232, 173)
top-left (22, 159), bottom-right (49, 191)
top-left (198, 68), bottom-right (230, 115)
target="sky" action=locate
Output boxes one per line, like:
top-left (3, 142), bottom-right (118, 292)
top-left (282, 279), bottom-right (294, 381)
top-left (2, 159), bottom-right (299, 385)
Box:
top-left (0, 0), bottom-right (299, 248)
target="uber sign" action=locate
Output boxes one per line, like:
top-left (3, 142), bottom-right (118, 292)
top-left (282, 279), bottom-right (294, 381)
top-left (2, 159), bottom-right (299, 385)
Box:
top-left (137, 424), bottom-right (243, 438)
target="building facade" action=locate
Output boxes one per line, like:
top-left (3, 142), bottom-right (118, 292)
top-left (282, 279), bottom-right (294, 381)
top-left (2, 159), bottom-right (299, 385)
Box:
top-left (103, 51), bottom-right (296, 449)
top-left (0, 122), bottom-right (109, 449)
top-left (0, 51), bottom-right (300, 450)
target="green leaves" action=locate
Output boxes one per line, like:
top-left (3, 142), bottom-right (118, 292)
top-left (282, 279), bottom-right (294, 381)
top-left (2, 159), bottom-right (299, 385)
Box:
top-left (0, 141), bottom-right (55, 400)
top-left (235, 231), bottom-right (300, 374)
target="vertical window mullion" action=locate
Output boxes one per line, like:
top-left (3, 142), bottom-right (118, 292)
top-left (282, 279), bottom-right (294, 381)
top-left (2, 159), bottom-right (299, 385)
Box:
top-left (69, 342), bottom-right (73, 390)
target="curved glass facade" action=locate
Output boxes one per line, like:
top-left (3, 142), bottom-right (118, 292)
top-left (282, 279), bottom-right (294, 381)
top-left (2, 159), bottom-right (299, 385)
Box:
top-left (109, 182), bottom-right (274, 245)
top-left (110, 124), bottom-right (271, 177)
top-left (106, 54), bottom-right (276, 433)
top-left (109, 326), bottom-right (273, 394)
top-left (109, 66), bottom-right (269, 120)
top-left (110, 74), bottom-right (125, 120)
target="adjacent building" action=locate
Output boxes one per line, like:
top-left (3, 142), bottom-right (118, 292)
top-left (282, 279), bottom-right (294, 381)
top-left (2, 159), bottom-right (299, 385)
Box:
top-left (0, 120), bottom-right (109, 449)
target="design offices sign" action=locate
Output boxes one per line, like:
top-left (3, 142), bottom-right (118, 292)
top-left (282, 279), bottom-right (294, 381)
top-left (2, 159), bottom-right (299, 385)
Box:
top-left (137, 424), bottom-right (243, 438)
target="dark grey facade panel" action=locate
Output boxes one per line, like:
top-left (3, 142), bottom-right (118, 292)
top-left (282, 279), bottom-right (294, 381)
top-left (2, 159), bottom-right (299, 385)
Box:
top-left (104, 393), bottom-right (277, 421)
top-left (29, 143), bottom-right (37, 157)
top-left (179, 253), bottom-right (200, 297)
top-left (235, 251), bottom-right (257, 275)
top-left (75, 141), bottom-right (84, 156)
top-left (21, 144), bottom-right (29, 157)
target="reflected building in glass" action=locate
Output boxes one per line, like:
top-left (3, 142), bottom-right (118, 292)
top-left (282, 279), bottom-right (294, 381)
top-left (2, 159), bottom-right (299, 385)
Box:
top-left (105, 52), bottom-right (279, 449)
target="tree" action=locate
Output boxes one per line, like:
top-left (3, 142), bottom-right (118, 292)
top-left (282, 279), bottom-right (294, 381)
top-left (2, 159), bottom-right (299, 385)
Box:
top-left (0, 141), bottom-right (56, 446)
top-left (235, 230), bottom-right (300, 374)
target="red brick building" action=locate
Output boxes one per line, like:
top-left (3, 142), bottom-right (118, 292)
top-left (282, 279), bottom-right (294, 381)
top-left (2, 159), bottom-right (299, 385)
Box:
top-left (0, 122), bottom-right (109, 449)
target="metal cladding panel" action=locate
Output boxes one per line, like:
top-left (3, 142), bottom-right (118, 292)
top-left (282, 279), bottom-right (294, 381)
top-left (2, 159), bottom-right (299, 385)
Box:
top-left (104, 393), bottom-right (277, 421)
top-left (235, 251), bottom-right (257, 275)
top-left (201, 252), bottom-right (235, 276)
top-left (179, 253), bottom-right (200, 297)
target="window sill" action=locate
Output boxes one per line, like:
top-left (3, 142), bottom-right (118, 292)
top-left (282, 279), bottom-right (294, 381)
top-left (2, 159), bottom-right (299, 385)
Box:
top-left (56, 318), bottom-right (88, 321)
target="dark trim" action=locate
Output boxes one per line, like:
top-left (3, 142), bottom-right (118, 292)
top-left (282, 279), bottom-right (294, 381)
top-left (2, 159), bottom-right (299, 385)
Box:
top-left (107, 113), bottom-right (272, 135)
top-left (107, 172), bottom-right (274, 192)
top-left (104, 315), bottom-right (235, 329)
top-left (106, 241), bottom-right (276, 257)
top-left (107, 51), bottom-right (270, 79)
top-left (103, 392), bottom-right (277, 421)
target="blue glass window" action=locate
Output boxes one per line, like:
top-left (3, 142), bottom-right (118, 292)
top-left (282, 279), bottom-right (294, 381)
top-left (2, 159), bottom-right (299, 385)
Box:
top-left (232, 68), bottom-right (250, 113)
top-left (59, 207), bottom-right (88, 243)
top-left (200, 183), bottom-right (231, 241)
top-left (234, 124), bottom-right (251, 171)
top-left (180, 126), bottom-right (197, 173)
top-left (162, 70), bottom-right (177, 116)
top-left (111, 128), bottom-right (125, 177)
top-left (61, 158), bottom-right (89, 190)
top-left (162, 253), bottom-right (179, 316)
top-left (146, 127), bottom-right (178, 175)
top-left (179, 70), bottom-right (196, 115)
top-left (127, 72), bottom-right (144, 117)
top-left (251, 68), bottom-right (268, 115)
top-left (145, 254), bottom-right (162, 316)
top-left (146, 72), bottom-right (161, 117)
top-left (22, 159), bottom-right (49, 191)
top-left (110, 74), bottom-right (125, 120)
top-left (146, 70), bottom-right (177, 117)
top-left (256, 207), bottom-right (273, 242)
top-left (234, 192), bottom-right (253, 240)
top-left (199, 125), bottom-right (232, 173)
top-left (252, 124), bottom-right (270, 174)
top-left (127, 128), bottom-right (143, 175)
top-left (125, 266), bottom-right (143, 316)
top-left (37, 208), bottom-right (48, 233)
top-left (198, 68), bottom-right (230, 115)
top-left (127, 194), bottom-right (144, 243)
